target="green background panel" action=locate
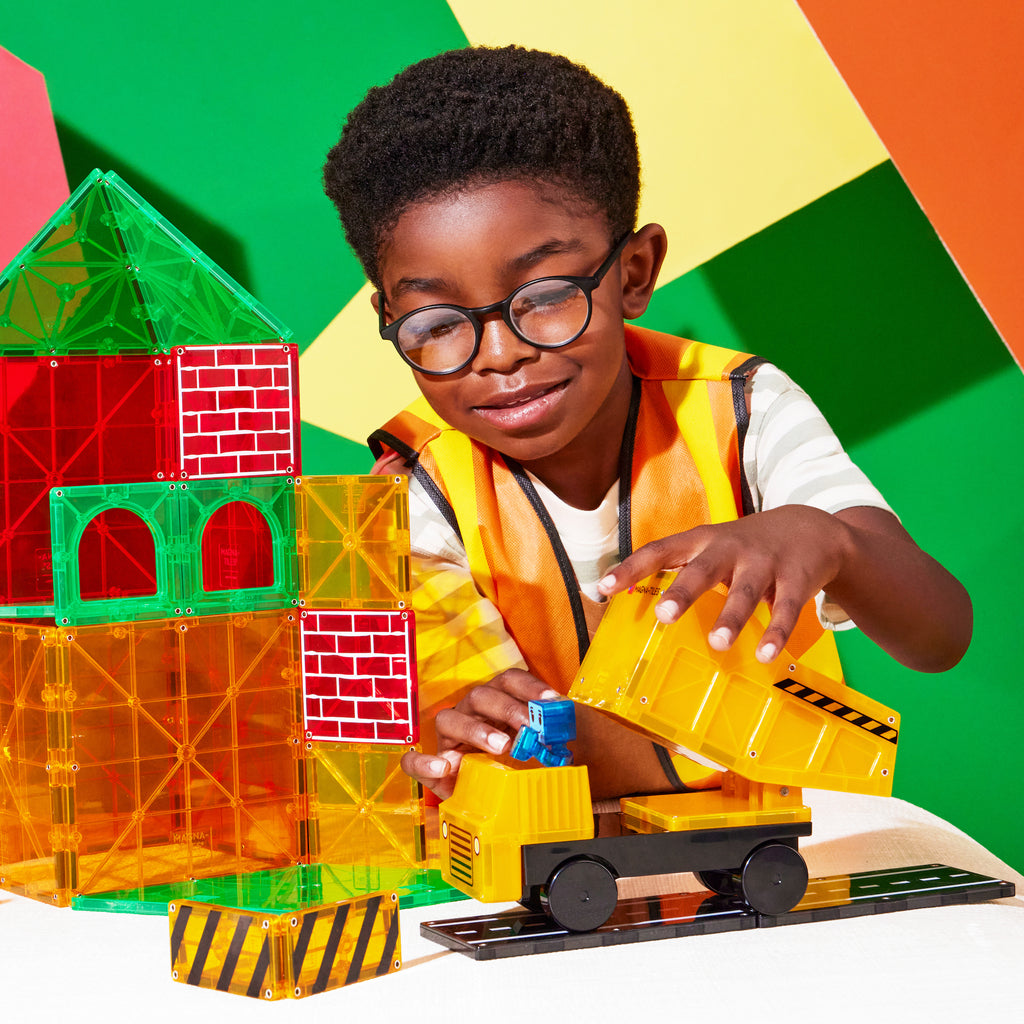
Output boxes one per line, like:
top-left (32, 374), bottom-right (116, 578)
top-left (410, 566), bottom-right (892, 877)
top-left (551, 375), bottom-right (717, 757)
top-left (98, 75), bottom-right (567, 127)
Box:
top-left (835, 364), bottom-right (1024, 872)
top-left (2, 1), bottom-right (468, 354)
top-left (642, 163), bottom-right (1009, 448)
top-left (4, 5), bottom-right (1022, 870)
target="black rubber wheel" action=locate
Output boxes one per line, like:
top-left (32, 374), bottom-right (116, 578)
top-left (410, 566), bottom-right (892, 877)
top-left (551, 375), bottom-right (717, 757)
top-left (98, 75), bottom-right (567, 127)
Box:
top-left (740, 843), bottom-right (808, 916)
top-left (542, 858), bottom-right (618, 932)
top-left (696, 868), bottom-right (741, 896)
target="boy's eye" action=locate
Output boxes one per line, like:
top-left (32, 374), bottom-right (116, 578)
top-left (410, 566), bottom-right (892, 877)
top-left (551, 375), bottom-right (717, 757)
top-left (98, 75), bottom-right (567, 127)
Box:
top-left (427, 319), bottom-right (460, 340)
top-left (402, 309), bottom-right (471, 343)
top-left (396, 308), bottom-right (477, 371)
top-left (513, 280), bottom-right (579, 315)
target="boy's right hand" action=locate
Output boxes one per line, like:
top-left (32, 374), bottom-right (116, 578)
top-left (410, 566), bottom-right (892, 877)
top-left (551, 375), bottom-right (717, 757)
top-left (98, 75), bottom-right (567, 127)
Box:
top-left (400, 668), bottom-right (559, 800)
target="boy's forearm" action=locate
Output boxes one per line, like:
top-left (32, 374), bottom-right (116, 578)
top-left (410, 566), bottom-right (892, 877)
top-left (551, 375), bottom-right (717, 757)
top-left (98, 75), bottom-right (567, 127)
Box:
top-left (829, 506), bottom-right (972, 672)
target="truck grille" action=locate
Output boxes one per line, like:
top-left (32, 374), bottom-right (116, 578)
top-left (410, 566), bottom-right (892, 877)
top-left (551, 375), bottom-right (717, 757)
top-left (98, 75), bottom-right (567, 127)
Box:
top-left (447, 823), bottom-right (473, 887)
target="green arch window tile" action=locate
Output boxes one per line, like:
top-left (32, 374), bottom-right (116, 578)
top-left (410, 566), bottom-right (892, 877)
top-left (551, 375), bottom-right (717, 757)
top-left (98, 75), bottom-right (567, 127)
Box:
top-left (49, 482), bottom-right (177, 623)
top-left (0, 171), bottom-right (292, 356)
top-left (180, 476), bottom-right (299, 617)
top-left (49, 476), bottom-right (299, 625)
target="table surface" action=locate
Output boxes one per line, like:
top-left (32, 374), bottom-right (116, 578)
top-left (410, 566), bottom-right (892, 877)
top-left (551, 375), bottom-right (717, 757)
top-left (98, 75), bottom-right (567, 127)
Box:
top-left (2, 789), bottom-right (1021, 1024)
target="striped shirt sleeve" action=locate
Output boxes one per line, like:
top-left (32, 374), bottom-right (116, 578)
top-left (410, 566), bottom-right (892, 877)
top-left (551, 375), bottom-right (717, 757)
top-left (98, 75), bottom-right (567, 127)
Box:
top-left (744, 363), bottom-right (895, 628)
top-left (743, 363), bottom-right (894, 518)
top-left (405, 480), bottom-right (527, 743)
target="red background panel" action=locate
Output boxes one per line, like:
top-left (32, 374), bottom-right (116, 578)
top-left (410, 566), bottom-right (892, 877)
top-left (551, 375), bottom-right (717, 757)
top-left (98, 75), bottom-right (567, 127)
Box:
top-left (0, 47), bottom-right (69, 267)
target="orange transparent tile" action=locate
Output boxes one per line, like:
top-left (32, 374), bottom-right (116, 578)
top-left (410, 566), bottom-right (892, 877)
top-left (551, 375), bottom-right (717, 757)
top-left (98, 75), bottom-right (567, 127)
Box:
top-left (0, 612), bottom-right (308, 906)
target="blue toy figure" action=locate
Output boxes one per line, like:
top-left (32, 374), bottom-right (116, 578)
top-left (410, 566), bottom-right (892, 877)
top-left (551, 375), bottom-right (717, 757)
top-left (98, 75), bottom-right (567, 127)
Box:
top-left (510, 699), bottom-right (576, 767)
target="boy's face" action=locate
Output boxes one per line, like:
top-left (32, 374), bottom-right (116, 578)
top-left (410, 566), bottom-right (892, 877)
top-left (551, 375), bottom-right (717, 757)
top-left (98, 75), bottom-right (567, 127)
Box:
top-left (374, 181), bottom-right (634, 479)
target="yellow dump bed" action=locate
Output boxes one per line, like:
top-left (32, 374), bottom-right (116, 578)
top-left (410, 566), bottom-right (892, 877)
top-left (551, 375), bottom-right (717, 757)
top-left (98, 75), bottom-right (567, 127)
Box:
top-left (569, 576), bottom-right (899, 796)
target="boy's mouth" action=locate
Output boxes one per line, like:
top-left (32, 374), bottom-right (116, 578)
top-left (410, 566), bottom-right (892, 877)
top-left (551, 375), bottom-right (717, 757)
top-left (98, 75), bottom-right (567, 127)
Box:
top-left (472, 380), bottom-right (569, 429)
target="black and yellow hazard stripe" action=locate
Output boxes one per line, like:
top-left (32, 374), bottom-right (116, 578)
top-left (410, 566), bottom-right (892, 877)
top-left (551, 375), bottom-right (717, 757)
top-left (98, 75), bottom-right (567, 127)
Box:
top-left (168, 891), bottom-right (401, 1000)
top-left (169, 901), bottom-right (279, 999)
top-left (289, 891), bottom-right (402, 997)
top-left (774, 679), bottom-right (899, 743)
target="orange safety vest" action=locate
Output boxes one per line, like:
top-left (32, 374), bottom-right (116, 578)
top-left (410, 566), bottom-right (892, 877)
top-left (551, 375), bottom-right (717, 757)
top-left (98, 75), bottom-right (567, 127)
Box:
top-left (371, 325), bottom-right (841, 786)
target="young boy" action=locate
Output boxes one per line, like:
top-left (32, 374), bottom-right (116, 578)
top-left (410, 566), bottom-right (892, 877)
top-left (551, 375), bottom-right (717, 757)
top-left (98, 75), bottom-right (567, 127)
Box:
top-left (322, 45), bottom-right (971, 802)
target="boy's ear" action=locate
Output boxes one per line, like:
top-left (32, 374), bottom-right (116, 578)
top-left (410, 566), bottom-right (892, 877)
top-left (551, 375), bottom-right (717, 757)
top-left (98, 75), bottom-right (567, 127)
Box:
top-left (371, 290), bottom-right (382, 315)
top-left (620, 223), bottom-right (668, 320)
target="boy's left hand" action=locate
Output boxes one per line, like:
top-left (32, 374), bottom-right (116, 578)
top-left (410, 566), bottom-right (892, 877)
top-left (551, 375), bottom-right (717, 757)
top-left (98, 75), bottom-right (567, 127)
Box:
top-left (598, 505), bottom-right (843, 663)
top-left (596, 504), bottom-right (972, 672)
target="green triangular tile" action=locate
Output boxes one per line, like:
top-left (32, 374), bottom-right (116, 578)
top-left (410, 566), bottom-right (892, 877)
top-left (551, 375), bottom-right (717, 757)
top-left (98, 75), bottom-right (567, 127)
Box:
top-left (0, 170), bottom-right (291, 354)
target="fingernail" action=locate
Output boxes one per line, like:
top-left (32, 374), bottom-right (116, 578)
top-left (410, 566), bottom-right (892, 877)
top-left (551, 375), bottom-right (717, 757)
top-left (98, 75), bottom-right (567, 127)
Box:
top-left (488, 732), bottom-right (509, 753)
top-left (597, 574), bottom-right (616, 591)
top-left (709, 627), bottom-right (733, 651)
top-left (655, 599), bottom-right (680, 623)
top-left (428, 758), bottom-right (449, 775)
top-left (757, 643), bottom-right (778, 663)
top-left (540, 689), bottom-right (560, 700)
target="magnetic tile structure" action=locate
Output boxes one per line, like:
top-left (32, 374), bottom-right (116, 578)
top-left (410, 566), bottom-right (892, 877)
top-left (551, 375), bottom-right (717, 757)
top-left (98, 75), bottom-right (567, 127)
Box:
top-left (173, 345), bottom-right (300, 479)
top-left (0, 344), bottom-right (301, 612)
top-left (48, 475), bottom-right (300, 625)
top-left (0, 172), bottom-right (435, 919)
top-left (0, 611), bottom-right (306, 906)
top-left (297, 474), bottom-right (410, 609)
top-left (169, 890), bottom-right (401, 1000)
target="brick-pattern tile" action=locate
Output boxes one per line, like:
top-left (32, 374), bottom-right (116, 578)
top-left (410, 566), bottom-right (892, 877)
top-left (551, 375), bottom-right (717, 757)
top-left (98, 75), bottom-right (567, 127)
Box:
top-left (175, 345), bottom-right (299, 478)
top-left (301, 610), bottom-right (418, 743)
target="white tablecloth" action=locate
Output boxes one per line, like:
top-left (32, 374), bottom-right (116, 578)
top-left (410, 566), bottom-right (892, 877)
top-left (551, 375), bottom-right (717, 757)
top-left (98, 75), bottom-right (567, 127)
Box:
top-left (2, 790), bottom-right (1020, 1023)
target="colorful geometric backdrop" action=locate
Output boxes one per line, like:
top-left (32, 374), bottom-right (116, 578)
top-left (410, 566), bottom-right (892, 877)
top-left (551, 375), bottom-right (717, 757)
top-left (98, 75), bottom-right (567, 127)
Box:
top-left (3, 0), bottom-right (1022, 871)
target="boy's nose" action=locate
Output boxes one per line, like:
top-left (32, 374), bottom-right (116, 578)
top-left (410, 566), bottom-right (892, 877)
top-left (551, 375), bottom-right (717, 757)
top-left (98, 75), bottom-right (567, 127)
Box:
top-left (472, 314), bottom-right (539, 373)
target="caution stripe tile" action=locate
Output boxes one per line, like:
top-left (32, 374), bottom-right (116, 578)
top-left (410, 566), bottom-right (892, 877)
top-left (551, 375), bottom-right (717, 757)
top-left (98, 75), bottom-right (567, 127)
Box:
top-left (169, 890), bottom-right (401, 1000)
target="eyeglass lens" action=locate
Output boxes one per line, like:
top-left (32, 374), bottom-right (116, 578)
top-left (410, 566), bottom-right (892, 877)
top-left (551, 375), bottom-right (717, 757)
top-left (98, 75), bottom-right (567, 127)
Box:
top-left (395, 277), bottom-right (591, 373)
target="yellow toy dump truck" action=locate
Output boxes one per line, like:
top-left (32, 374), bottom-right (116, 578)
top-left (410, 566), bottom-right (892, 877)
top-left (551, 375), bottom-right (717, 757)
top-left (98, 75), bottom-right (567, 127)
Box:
top-left (438, 573), bottom-right (900, 931)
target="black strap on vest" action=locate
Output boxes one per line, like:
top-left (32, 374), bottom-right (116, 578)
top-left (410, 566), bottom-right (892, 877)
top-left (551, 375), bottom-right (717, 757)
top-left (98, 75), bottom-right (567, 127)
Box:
top-left (367, 428), bottom-right (463, 543)
top-left (504, 457), bottom-right (591, 666)
top-left (728, 356), bottom-right (767, 517)
top-left (616, 375), bottom-right (643, 561)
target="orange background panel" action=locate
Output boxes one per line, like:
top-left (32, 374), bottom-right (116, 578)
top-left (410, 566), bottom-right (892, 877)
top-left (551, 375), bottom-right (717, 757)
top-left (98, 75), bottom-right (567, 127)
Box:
top-left (0, 46), bottom-right (69, 267)
top-left (796, 0), bottom-right (1024, 368)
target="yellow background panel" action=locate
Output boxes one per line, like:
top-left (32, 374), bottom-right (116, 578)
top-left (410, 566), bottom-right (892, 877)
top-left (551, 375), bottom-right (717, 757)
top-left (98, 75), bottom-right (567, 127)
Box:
top-left (300, 283), bottom-right (422, 449)
top-left (450, 0), bottom-right (887, 279)
top-left (300, 0), bottom-right (887, 445)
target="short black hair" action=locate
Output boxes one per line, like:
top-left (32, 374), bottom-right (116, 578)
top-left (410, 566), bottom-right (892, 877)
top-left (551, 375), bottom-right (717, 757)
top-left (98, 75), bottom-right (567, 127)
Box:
top-left (323, 45), bottom-right (640, 287)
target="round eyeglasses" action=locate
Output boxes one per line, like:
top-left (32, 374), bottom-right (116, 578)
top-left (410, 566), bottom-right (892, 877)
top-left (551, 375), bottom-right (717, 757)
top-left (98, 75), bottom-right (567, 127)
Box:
top-left (378, 232), bottom-right (632, 375)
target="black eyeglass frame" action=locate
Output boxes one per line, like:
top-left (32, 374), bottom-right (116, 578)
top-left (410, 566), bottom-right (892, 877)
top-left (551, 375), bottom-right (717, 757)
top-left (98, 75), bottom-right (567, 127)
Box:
top-left (377, 232), bottom-right (633, 376)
